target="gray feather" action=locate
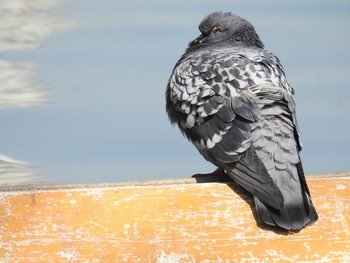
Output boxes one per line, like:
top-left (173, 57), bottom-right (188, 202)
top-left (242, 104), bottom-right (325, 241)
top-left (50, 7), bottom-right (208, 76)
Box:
top-left (166, 11), bottom-right (318, 231)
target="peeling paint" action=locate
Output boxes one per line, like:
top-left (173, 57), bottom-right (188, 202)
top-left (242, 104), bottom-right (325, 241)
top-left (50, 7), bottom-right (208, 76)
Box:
top-left (336, 184), bottom-right (347, 190)
top-left (0, 176), bottom-right (349, 262)
top-left (156, 251), bottom-right (193, 263)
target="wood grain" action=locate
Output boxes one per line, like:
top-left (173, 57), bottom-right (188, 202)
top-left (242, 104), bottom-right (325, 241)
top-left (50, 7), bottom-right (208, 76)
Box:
top-left (0, 172), bottom-right (349, 262)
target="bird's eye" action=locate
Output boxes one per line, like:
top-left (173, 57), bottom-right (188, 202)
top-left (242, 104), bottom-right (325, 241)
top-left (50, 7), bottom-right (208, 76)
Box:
top-left (212, 27), bottom-right (221, 34)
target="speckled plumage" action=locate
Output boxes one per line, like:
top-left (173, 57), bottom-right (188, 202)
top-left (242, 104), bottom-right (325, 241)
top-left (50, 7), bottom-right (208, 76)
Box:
top-left (166, 12), bottom-right (318, 231)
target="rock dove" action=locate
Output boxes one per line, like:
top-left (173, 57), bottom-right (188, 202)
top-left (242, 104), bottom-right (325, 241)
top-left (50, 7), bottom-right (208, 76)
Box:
top-left (166, 12), bottom-right (318, 231)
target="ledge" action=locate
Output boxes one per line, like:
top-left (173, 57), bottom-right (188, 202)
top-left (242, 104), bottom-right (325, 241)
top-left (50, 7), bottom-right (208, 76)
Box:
top-left (1, 172), bottom-right (349, 262)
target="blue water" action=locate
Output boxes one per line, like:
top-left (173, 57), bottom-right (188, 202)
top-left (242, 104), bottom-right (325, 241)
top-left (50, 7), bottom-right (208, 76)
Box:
top-left (1, 0), bottom-right (349, 184)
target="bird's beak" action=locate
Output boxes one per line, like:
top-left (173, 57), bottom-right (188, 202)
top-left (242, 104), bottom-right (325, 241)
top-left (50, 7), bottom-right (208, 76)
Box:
top-left (189, 34), bottom-right (205, 47)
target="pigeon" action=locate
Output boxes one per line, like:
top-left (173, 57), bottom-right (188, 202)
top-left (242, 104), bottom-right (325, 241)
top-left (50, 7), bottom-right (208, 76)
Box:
top-left (165, 12), bottom-right (318, 231)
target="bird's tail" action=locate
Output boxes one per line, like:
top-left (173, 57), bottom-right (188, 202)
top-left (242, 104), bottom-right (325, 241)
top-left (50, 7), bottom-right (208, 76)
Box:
top-left (254, 164), bottom-right (318, 231)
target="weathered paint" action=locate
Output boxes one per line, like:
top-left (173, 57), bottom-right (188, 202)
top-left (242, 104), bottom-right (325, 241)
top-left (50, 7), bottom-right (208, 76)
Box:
top-left (0, 172), bottom-right (349, 262)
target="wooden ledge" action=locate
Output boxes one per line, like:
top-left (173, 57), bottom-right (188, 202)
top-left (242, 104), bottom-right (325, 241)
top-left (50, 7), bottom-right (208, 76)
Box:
top-left (1, 172), bottom-right (349, 262)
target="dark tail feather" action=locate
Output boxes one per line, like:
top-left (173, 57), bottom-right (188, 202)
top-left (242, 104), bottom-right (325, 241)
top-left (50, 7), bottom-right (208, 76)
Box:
top-left (254, 194), bottom-right (318, 231)
top-left (254, 165), bottom-right (318, 231)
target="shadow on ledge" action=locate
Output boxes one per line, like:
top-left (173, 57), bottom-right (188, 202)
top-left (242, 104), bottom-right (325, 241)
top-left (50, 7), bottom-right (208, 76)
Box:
top-left (193, 172), bottom-right (292, 235)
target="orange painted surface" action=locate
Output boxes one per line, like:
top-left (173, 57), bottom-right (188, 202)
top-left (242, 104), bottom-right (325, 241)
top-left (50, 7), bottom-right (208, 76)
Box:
top-left (0, 173), bottom-right (349, 262)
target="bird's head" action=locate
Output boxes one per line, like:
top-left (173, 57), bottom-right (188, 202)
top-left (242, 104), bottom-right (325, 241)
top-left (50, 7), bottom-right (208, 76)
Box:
top-left (187, 12), bottom-right (264, 52)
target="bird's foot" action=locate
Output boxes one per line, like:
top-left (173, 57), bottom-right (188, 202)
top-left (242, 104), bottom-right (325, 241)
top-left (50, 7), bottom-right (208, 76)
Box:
top-left (191, 168), bottom-right (232, 183)
top-left (191, 168), bottom-right (226, 178)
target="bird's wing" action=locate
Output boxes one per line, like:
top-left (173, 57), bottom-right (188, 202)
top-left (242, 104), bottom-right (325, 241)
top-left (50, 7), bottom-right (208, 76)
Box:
top-left (166, 49), bottom-right (289, 209)
top-left (245, 53), bottom-right (318, 229)
top-left (247, 52), bottom-right (313, 194)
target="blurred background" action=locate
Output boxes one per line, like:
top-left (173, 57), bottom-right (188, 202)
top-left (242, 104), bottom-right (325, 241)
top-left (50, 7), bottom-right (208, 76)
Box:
top-left (0, 0), bottom-right (349, 185)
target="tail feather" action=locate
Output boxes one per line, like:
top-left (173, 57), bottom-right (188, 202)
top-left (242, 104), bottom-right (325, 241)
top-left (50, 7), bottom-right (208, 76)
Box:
top-left (223, 146), bottom-right (318, 231)
top-left (254, 165), bottom-right (318, 231)
top-left (254, 196), bottom-right (317, 231)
